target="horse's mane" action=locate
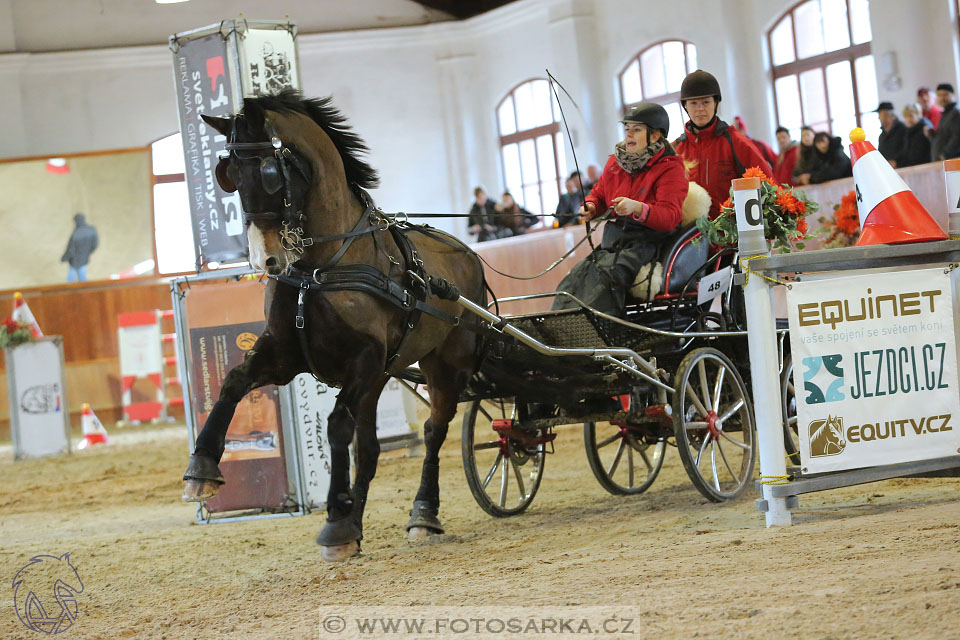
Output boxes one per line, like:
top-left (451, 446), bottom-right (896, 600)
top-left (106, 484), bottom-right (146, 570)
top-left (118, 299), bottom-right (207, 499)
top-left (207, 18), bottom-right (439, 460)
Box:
top-left (242, 89), bottom-right (380, 189)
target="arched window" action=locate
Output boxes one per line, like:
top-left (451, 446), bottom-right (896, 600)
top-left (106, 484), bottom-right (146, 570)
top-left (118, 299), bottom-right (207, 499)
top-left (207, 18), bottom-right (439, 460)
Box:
top-left (618, 40), bottom-right (698, 142)
top-left (768, 0), bottom-right (878, 144)
top-left (497, 79), bottom-right (567, 220)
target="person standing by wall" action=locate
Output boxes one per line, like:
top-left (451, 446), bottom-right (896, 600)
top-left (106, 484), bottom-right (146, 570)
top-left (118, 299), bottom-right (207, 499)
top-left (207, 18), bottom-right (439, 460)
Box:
top-left (467, 187), bottom-right (499, 242)
top-left (773, 126), bottom-right (799, 187)
top-left (554, 173), bottom-right (583, 227)
top-left (876, 102), bottom-right (907, 166)
top-left (917, 87), bottom-right (942, 131)
top-left (807, 132), bottom-right (852, 184)
top-left (792, 126), bottom-right (816, 185)
top-left (897, 104), bottom-right (932, 168)
top-left (674, 70), bottom-right (773, 219)
top-left (931, 83), bottom-right (960, 161)
top-left (61, 213), bottom-right (98, 282)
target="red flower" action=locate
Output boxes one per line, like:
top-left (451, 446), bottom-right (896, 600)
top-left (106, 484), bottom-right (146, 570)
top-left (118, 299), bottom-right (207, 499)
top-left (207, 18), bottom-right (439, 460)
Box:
top-left (2, 317), bottom-right (18, 333)
top-left (776, 191), bottom-right (801, 216)
top-left (743, 166), bottom-right (776, 186)
top-left (796, 216), bottom-right (808, 235)
top-left (721, 197), bottom-right (733, 210)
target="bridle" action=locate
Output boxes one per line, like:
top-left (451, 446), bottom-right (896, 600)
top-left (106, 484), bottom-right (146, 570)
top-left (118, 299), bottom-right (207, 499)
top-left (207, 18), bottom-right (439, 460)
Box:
top-left (222, 119), bottom-right (314, 253)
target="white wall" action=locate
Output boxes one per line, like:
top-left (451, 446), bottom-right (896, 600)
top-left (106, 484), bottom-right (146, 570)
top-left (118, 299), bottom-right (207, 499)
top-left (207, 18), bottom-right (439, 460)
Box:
top-left (1, 0), bottom-right (957, 244)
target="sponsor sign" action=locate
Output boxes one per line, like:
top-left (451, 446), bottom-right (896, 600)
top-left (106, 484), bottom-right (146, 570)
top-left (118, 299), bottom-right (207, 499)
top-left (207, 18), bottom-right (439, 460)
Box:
top-left (239, 29), bottom-right (299, 97)
top-left (7, 338), bottom-right (70, 459)
top-left (787, 268), bottom-right (960, 472)
top-left (172, 33), bottom-right (246, 263)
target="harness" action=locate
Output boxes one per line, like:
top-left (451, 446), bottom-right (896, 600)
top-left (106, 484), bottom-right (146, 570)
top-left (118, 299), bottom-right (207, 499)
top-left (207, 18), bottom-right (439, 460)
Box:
top-left (223, 121), bottom-right (465, 380)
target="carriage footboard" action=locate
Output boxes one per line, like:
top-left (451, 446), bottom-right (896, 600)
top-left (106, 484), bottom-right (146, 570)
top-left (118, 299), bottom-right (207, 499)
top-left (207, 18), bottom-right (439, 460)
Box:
top-left (456, 296), bottom-right (673, 394)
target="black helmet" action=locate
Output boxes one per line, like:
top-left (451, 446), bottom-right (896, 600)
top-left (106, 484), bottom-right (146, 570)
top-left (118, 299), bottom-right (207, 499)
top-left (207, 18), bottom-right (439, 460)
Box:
top-left (621, 102), bottom-right (670, 134)
top-left (680, 69), bottom-right (722, 103)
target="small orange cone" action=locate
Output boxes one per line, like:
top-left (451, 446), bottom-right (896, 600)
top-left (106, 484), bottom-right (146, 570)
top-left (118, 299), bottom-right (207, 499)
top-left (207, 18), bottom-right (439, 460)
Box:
top-left (11, 292), bottom-right (43, 338)
top-left (78, 403), bottom-right (108, 449)
top-left (849, 128), bottom-right (947, 246)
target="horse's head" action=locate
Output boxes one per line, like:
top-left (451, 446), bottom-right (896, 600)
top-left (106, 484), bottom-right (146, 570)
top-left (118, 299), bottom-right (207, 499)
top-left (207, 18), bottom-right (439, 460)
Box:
top-left (203, 91), bottom-right (379, 276)
top-left (825, 415), bottom-right (846, 447)
top-left (203, 100), bottom-right (312, 275)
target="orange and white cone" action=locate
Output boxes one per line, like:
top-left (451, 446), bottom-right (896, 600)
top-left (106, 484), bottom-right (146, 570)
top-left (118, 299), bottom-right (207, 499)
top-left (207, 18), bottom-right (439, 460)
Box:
top-left (849, 127), bottom-right (947, 246)
top-left (78, 403), bottom-right (109, 449)
top-left (11, 292), bottom-right (43, 338)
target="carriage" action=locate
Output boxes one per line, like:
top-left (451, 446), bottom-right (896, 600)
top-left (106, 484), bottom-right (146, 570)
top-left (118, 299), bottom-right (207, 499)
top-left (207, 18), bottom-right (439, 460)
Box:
top-left (439, 222), bottom-right (796, 516)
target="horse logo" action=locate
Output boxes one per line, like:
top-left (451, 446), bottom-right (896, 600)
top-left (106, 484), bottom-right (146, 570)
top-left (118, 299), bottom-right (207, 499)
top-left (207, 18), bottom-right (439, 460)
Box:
top-left (809, 415), bottom-right (847, 457)
top-left (12, 553), bottom-right (84, 634)
top-left (20, 384), bottom-right (61, 414)
top-left (801, 354), bottom-right (845, 405)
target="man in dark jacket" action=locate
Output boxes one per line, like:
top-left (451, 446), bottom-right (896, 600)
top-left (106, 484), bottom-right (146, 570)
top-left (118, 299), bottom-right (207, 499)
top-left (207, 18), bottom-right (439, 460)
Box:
top-left (931, 83), bottom-right (960, 161)
top-left (467, 187), bottom-right (499, 242)
top-left (554, 173), bottom-right (583, 227)
top-left (61, 213), bottom-right (98, 282)
top-left (897, 103), bottom-right (932, 168)
top-left (809, 132), bottom-right (853, 184)
top-left (876, 102), bottom-right (907, 166)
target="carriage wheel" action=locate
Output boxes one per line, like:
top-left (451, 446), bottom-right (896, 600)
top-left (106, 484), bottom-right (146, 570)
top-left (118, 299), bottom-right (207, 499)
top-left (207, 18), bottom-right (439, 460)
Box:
top-left (461, 398), bottom-right (545, 518)
top-left (781, 352), bottom-right (801, 466)
top-left (672, 347), bottom-right (756, 502)
top-left (583, 416), bottom-right (665, 495)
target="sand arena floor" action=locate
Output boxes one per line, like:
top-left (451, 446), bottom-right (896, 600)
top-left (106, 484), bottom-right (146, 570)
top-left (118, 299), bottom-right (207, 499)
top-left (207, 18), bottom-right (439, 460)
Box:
top-left (2, 421), bottom-right (960, 639)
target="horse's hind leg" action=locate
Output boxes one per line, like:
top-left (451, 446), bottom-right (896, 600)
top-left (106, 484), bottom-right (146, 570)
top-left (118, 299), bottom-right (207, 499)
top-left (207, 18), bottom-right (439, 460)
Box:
top-left (406, 359), bottom-right (470, 539)
top-left (182, 333), bottom-right (294, 501)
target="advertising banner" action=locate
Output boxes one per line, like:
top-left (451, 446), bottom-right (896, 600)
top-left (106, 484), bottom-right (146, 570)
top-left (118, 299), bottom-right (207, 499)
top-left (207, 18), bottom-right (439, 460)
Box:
top-left (172, 33), bottom-right (246, 263)
top-left (787, 268), bottom-right (960, 473)
top-left (239, 29), bottom-right (299, 97)
top-left (7, 338), bottom-right (70, 459)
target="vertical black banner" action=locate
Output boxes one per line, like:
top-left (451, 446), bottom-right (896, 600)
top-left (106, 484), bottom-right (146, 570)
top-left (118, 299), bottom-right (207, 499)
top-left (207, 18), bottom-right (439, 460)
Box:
top-left (173, 34), bottom-right (247, 264)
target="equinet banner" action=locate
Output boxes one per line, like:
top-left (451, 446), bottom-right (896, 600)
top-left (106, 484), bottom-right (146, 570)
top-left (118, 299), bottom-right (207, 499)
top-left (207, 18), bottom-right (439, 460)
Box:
top-left (786, 267), bottom-right (960, 473)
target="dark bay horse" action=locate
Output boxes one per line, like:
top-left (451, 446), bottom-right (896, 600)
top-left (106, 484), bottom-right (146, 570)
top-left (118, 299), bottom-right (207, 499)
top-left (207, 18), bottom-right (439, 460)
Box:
top-left (184, 90), bottom-right (485, 561)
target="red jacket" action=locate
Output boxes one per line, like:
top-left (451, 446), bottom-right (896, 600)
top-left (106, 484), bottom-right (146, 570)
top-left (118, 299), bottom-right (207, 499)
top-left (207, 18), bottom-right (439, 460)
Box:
top-left (773, 143), bottom-right (799, 187)
top-left (584, 148), bottom-right (688, 232)
top-left (674, 118), bottom-right (774, 219)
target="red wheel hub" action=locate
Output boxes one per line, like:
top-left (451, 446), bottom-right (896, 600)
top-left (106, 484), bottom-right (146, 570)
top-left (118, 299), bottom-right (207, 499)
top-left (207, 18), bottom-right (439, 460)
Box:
top-left (706, 410), bottom-right (721, 439)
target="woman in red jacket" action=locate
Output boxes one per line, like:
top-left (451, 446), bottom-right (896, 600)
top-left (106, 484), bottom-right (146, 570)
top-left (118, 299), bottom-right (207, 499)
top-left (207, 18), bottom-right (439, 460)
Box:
top-left (553, 102), bottom-right (688, 315)
top-left (674, 70), bottom-right (773, 219)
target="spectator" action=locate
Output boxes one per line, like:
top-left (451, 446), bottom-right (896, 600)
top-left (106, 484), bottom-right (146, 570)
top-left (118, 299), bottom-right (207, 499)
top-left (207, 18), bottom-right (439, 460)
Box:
top-left (772, 126), bottom-right (799, 187)
top-left (808, 132), bottom-right (852, 184)
top-left (674, 69), bottom-right (773, 219)
top-left (793, 126), bottom-right (816, 185)
top-left (467, 186), bottom-right (498, 242)
top-left (876, 102), bottom-right (907, 166)
top-left (897, 104), bottom-right (932, 168)
top-left (554, 174), bottom-right (583, 227)
top-left (583, 164), bottom-right (601, 193)
top-left (495, 192), bottom-right (537, 236)
top-left (61, 213), bottom-right (98, 283)
top-left (733, 116), bottom-right (778, 168)
top-left (917, 87), bottom-right (942, 130)
top-left (931, 83), bottom-right (960, 161)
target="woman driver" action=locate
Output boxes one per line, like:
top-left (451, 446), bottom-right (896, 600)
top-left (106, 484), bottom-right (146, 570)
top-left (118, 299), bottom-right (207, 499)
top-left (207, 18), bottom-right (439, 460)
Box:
top-left (553, 102), bottom-right (688, 315)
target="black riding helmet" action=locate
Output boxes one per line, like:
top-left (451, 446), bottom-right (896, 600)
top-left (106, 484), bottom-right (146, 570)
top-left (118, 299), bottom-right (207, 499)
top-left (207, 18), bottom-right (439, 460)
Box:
top-left (621, 102), bottom-right (670, 137)
top-left (680, 69), bottom-right (722, 105)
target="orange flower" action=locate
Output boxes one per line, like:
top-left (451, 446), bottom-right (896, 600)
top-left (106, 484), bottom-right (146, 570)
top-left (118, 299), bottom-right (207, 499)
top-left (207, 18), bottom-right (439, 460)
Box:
top-left (721, 197), bottom-right (733, 210)
top-left (776, 191), bottom-right (801, 216)
top-left (742, 166), bottom-right (776, 185)
top-left (796, 216), bottom-right (808, 235)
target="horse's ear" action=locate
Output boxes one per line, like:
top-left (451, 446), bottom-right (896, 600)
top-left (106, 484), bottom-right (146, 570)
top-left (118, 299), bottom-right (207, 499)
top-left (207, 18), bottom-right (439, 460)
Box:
top-left (243, 98), bottom-right (266, 135)
top-left (215, 156), bottom-right (237, 193)
top-left (201, 114), bottom-right (231, 136)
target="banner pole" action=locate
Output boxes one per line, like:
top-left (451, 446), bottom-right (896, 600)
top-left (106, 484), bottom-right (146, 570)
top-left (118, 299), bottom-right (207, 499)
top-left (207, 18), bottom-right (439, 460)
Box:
top-left (733, 177), bottom-right (792, 527)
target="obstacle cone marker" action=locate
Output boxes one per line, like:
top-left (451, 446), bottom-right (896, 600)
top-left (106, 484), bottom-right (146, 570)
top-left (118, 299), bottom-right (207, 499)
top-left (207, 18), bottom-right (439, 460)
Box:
top-left (11, 292), bottom-right (43, 338)
top-left (78, 403), bottom-right (109, 449)
top-left (849, 127), bottom-right (947, 246)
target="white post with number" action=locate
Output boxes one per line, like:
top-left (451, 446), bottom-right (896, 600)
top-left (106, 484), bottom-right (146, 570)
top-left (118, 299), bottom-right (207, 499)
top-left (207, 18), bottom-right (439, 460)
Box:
top-left (733, 177), bottom-right (792, 526)
top-left (944, 159), bottom-right (960, 238)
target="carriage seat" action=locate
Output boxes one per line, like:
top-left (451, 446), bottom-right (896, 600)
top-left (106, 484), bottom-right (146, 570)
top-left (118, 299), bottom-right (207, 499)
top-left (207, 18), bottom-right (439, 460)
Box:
top-left (628, 222), bottom-right (710, 300)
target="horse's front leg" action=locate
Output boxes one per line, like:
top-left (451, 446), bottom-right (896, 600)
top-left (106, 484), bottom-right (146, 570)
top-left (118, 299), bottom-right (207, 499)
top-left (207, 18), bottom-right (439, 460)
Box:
top-left (182, 332), bottom-right (294, 501)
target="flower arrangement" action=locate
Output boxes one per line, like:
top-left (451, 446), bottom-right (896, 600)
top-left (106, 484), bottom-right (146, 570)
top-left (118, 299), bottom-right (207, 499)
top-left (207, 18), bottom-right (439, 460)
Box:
top-left (695, 167), bottom-right (819, 252)
top-left (0, 317), bottom-right (35, 349)
top-left (816, 190), bottom-right (860, 248)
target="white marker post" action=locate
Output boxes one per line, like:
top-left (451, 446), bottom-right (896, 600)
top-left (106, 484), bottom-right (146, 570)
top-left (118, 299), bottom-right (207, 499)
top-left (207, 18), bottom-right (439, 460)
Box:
top-left (944, 159), bottom-right (960, 238)
top-left (733, 177), bottom-right (791, 527)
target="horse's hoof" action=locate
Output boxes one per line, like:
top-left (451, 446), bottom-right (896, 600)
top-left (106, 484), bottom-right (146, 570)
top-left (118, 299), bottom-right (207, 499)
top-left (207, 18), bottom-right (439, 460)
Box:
top-left (405, 500), bottom-right (445, 536)
top-left (182, 479), bottom-right (221, 502)
top-left (316, 518), bottom-right (362, 547)
top-left (407, 526), bottom-right (438, 541)
top-left (321, 541), bottom-right (360, 562)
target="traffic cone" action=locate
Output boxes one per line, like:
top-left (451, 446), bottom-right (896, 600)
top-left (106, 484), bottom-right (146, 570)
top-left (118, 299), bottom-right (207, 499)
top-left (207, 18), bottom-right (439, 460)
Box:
top-left (849, 128), bottom-right (947, 246)
top-left (78, 403), bottom-right (109, 449)
top-left (11, 292), bottom-right (43, 338)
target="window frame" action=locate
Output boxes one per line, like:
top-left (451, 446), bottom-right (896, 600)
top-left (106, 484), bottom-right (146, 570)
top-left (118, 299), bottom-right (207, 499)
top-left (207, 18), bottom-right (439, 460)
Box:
top-left (767, 0), bottom-right (873, 135)
top-left (149, 132), bottom-right (194, 277)
top-left (496, 78), bottom-right (564, 224)
top-left (617, 39), bottom-right (698, 141)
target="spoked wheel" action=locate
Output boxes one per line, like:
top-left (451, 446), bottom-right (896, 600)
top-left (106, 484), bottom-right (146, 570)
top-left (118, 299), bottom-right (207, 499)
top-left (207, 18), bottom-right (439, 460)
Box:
top-left (781, 352), bottom-right (801, 466)
top-left (673, 347), bottom-right (756, 502)
top-left (462, 398), bottom-right (546, 517)
top-left (584, 404), bottom-right (666, 495)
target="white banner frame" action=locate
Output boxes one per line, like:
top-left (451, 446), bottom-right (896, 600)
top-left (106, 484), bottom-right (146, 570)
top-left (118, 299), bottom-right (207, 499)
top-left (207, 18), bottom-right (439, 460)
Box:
top-left (7, 337), bottom-right (71, 460)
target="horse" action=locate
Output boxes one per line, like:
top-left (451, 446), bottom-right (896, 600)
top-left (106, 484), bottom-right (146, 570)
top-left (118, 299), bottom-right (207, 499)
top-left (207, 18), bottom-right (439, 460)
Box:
top-left (183, 90), bottom-right (486, 561)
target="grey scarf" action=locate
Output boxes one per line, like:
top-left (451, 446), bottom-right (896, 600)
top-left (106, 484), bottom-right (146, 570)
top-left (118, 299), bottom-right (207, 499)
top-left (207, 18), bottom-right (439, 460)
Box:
top-left (614, 138), bottom-right (665, 173)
